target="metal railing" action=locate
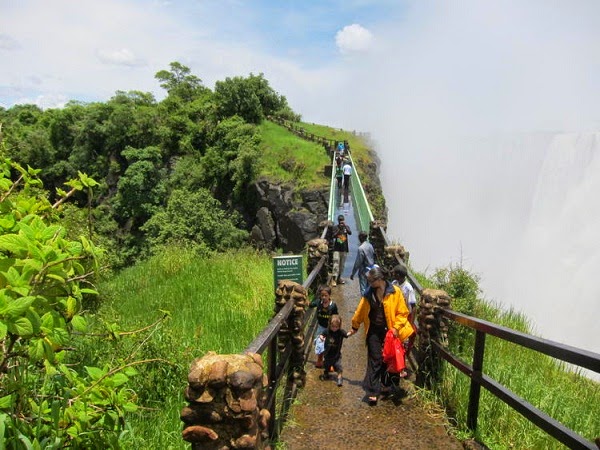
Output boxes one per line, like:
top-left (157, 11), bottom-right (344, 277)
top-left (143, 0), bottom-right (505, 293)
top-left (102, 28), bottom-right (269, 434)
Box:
top-left (243, 226), bottom-right (328, 441)
top-left (248, 120), bottom-right (600, 449)
top-left (378, 225), bottom-right (599, 449)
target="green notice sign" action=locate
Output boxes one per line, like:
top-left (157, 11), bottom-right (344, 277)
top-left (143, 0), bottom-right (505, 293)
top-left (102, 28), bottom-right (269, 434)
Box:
top-left (273, 255), bottom-right (304, 289)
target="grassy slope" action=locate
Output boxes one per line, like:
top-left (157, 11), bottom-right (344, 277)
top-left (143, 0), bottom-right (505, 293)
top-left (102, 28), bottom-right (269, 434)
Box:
top-left (96, 247), bottom-right (274, 449)
top-left (257, 120), bottom-right (330, 189)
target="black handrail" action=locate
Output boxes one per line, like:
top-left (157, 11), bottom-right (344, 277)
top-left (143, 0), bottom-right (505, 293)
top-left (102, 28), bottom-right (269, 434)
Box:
top-left (242, 227), bottom-right (328, 442)
top-left (377, 224), bottom-right (599, 449)
top-left (434, 311), bottom-right (599, 449)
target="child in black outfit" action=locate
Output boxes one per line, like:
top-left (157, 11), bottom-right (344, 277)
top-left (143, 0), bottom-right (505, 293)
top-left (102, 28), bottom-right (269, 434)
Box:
top-left (318, 314), bottom-right (352, 386)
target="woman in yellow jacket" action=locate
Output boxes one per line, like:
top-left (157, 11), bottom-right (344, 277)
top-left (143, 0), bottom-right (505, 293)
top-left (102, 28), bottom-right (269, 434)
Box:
top-left (348, 266), bottom-right (414, 405)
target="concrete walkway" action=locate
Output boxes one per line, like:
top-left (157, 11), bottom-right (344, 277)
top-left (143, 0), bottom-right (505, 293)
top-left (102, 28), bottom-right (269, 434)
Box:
top-left (277, 277), bottom-right (463, 450)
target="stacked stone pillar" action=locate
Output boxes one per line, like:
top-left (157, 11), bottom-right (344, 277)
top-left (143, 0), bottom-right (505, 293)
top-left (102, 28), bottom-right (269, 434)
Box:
top-left (181, 352), bottom-right (270, 449)
top-left (415, 288), bottom-right (452, 388)
top-left (274, 280), bottom-right (309, 388)
top-left (306, 236), bottom-right (329, 288)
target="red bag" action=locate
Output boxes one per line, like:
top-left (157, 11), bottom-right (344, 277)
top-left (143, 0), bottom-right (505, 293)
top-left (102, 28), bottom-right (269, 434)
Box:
top-left (382, 329), bottom-right (406, 374)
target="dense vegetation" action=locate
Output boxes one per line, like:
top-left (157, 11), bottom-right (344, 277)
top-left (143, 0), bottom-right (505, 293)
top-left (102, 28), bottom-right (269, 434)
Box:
top-left (0, 62), bottom-right (301, 270)
top-left (0, 64), bottom-right (312, 448)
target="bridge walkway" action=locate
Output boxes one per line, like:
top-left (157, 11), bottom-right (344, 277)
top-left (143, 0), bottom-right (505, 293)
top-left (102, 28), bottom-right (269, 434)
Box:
top-left (278, 188), bottom-right (463, 449)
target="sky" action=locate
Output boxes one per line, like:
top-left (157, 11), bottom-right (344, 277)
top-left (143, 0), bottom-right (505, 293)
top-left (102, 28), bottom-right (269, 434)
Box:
top-left (3, 0), bottom-right (600, 358)
top-left (0, 0), bottom-right (396, 111)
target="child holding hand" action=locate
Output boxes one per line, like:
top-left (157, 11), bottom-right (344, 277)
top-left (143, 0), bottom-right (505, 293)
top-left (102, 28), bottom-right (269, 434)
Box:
top-left (318, 314), bottom-right (352, 386)
top-left (309, 286), bottom-right (338, 368)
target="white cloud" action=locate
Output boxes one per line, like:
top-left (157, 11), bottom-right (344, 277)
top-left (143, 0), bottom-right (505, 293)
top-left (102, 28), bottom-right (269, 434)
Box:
top-left (96, 48), bottom-right (146, 67)
top-left (335, 24), bottom-right (374, 55)
top-left (0, 34), bottom-right (20, 50)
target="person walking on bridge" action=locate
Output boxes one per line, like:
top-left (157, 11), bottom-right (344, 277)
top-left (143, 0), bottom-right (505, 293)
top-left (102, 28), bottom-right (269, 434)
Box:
top-left (331, 214), bottom-right (352, 286)
top-left (350, 231), bottom-right (376, 295)
top-left (342, 160), bottom-right (352, 191)
top-left (348, 266), bottom-right (414, 405)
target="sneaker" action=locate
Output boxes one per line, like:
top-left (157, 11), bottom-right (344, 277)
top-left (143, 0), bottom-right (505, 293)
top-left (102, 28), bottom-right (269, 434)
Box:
top-left (331, 279), bottom-right (337, 287)
top-left (319, 374), bottom-right (329, 381)
top-left (337, 279), bottom-right (346, 284)
top-left (337, 378), bottom-right (343, 387)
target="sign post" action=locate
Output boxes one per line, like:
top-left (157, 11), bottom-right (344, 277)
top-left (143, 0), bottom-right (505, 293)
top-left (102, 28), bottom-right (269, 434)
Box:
top-left (273, 255), bottom-right (304, 289)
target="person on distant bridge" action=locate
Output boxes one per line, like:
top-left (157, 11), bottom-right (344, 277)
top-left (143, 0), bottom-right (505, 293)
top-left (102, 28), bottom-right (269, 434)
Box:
top-left (350, 231), bottom-right (376, 295)
top-left (335, 162), bottom-right (343, 190)
top-left (348, 266), bottom-right (413, 405)
top-left (331, 214), bottom-right (352, 286)
top-left (342, 160), bottom-right (352, 191)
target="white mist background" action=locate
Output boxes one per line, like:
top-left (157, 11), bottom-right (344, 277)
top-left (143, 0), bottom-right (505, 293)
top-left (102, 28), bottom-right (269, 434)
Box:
top-left (308, 1), bottom-right (600, 362)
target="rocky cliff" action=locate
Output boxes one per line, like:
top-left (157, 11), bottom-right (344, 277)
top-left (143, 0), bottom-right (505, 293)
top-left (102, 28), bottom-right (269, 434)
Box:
top-left (249, 179), bottom-right (329, 253)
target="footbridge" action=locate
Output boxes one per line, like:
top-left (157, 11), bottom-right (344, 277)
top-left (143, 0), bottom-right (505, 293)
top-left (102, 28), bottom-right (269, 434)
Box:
top-left (180, 122), bottom-right (600, 450)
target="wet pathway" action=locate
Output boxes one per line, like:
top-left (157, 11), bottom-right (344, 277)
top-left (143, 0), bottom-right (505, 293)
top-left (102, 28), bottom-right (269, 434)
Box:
top-left (278, 194), bottom-right (463, 450)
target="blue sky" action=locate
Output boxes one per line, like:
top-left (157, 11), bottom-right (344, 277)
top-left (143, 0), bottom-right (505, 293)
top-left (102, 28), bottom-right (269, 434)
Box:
top-left (1, 0), bottom-right (600, 134)
top-left (0, 0), bottom-right (401, 118)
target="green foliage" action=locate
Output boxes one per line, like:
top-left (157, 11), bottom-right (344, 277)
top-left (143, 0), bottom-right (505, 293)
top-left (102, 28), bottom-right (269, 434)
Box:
top-left (113, 146), bottom-right (167, 223)
top-left (214, 73), bottom-right (290, 124)
top-left (257, 121), bottom-right (329, 189)
top-left (1, 63), bottom-right (303, 270)
top-left (141, 188), bottom-right (248, 255)
top-left (0, 156), bottom-right (143, 448)
top-left (155, 61), bottom-right (207, 102)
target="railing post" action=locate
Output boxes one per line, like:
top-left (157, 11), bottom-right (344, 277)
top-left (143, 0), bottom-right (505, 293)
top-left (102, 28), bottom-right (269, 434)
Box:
top-left (415, 288), bottom-right (452, 388)
top-left (467, 330), bottom-right (486, 431)
top-left (307, 237), bottom-right (329, 287)
top-left (181, 353), bottom-right (270, 449)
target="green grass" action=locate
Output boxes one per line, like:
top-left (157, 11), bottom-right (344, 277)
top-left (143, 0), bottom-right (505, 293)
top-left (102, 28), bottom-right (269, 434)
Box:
top-left (92, 246), bottom-right (276, 449)
top-left (258, 121), bottom-right (330, 188)
top-left (297, 121), bottom-right (371, 163)
top-left (433, 295), bottom-right (600, 449)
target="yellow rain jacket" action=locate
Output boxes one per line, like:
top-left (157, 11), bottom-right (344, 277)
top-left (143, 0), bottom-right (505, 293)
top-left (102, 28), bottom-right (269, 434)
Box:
top-left (351, 282), bottom-right (414, 342)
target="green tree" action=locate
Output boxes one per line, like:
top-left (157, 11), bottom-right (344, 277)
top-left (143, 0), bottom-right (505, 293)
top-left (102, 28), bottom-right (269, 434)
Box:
top-left (214, 76), bottom-right (264, 124)
top-left (155, 61), bottom-right (207, 102)
top-left (141, 187), bottom-right (248, 255)
top-left (113, 146), bottom-right (167, 224)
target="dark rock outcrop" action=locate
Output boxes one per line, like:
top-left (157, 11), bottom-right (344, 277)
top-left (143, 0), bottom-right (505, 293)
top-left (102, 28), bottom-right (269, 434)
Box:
top-left (249, 180), bottom-right (328, 253)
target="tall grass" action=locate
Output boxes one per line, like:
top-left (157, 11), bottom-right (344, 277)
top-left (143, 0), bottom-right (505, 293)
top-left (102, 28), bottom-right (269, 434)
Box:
top-left (92, 246), bottom-right (275, 449)
top-left (432, 293), bottom-right (600, 448)
top-left (258, 121), bottom-right (330, 188)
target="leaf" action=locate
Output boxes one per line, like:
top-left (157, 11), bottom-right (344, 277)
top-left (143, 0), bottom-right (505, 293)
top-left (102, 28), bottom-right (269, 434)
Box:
top-left (0, 322), bottom-right (6, 340)
top-left (71, 314), bottom-right (87, 332)
top-left (122, 402), bottom-right (138, 413)
top-left (85, 366), bottom-right (105, 381)
top-left (8, 317), bottom-right (34, 337)
top-left (109, 373), bottom-right (129, 387)
top-left (80, 288), bottom-right (98, 295)
top-left (0, 234), bottom-right (30, 255)
top-left (66, 296), bottom-right (77, 318)
top-left (1, 296), bottom-right (35, 319)
top-left (0, 394), bottom-right (13, 409)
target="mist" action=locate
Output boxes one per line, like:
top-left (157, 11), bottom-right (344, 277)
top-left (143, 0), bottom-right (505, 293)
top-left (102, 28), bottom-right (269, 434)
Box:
top-left (313, 1), bottom-right (600, 363)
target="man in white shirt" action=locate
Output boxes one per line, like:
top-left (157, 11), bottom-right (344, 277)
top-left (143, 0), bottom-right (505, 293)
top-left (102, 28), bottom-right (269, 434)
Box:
top-left (342, 161), bottom-right (352, 191)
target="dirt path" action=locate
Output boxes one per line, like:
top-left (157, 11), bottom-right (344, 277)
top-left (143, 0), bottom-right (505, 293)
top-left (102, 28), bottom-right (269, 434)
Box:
top-left (278, 278), bottom-right (463, 450)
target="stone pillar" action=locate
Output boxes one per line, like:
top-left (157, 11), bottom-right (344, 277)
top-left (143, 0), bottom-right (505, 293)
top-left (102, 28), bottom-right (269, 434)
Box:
top-left (415, 288), bottom-right (452, 388)
top-left (274, 280), bottom-right (308, 387)
top-left (368, 221), bottom-right (387, 269)
top-left (181, 352), bottom-right (270, 449)
top-left (382, 244), bottom-right (410, 275)
top-left (307, 237), bottom-right (329, 288)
